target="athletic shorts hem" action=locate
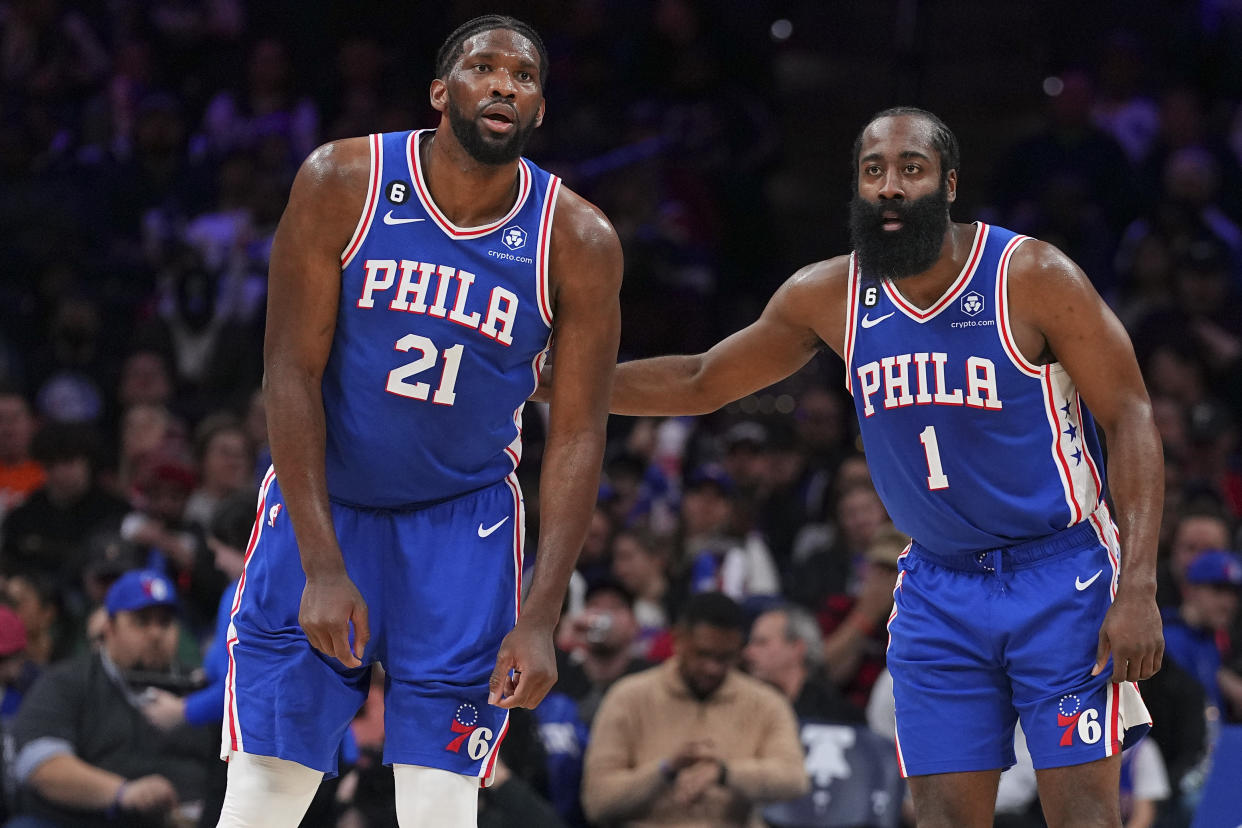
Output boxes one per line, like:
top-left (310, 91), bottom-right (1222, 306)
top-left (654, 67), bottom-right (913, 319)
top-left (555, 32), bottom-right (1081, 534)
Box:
top-left (382, 748), bottom-right (486, 778)
top-left (222, 741), bottom-right (338, 778)
top-left (901, 756), bottom-right (1015, 777)
top-left (1028, 747), bottom-right (1123, 771)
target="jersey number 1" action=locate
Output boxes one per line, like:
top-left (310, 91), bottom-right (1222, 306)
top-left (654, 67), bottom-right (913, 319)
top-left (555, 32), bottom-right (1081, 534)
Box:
top-left (919, 425), bottom-right (949, 490)
top-left (386, 334), bottom-right (463, 405)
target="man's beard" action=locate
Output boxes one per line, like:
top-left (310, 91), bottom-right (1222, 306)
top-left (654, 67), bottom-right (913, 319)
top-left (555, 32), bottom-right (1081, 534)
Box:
top-left (447, 96), bottom-right (536, 166)
top-left (848, 183), bottom-right (951, 282)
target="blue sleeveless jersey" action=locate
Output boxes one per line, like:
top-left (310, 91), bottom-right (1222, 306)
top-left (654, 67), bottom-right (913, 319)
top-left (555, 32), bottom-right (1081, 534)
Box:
top-left (323, 130), bottom-right (557, 508)
top-left (844, 223), bottom-right (1106, 552)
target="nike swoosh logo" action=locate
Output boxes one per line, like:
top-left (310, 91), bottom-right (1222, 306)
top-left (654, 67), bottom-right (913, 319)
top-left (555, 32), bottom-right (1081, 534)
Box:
top-left (478, 516), bottom-right (510, 538)
top-left (383, 210), bottom-right (425, 225)
top-left (1075, 569), bottom-right (1103, 591)
top-left (861, 311), bottom-right (895, 328)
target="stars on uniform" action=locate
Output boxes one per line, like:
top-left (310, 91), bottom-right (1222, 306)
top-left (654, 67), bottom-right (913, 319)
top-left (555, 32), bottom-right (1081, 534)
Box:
top-left (1060, 399), bottom-right (1082, 465)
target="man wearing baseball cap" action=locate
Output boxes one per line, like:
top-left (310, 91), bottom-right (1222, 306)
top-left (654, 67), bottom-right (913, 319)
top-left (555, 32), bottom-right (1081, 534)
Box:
top-left (10, 568), bottom-right (213, 826)
top-left (1161, 550), bottom-right (1242, 724)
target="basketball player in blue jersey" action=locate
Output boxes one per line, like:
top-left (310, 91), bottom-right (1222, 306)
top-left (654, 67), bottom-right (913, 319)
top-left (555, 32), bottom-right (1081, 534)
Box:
top-left (538, 108), bottom-right (1164, 827)
top-left (214, 16), bottom-right (622, 828)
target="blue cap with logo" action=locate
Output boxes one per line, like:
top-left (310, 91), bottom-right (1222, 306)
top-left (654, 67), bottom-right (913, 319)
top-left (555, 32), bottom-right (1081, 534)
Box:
top-left (1185, 550), bottom-right (1242, 587)
top-left (105, 569), bottom-right (179, 615)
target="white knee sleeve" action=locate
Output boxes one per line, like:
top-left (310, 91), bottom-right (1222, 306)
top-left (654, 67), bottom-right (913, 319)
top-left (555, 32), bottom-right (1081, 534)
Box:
top-left (394, 764), bottom-right (479, 827)
top-left (216, 751), bottom-right (323, 828)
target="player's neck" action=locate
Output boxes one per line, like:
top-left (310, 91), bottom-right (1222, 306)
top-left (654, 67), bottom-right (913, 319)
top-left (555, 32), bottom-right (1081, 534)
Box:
top-left (420, 130), bottom-right (521, 226)
top-left (885, 221), bottom-right (977, 310)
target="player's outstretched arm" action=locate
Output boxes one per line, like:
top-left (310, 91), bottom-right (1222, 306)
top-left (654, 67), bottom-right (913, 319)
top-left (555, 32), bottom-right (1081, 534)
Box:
top-left (489, 188), bottom-right (623, 710)
top-left (610, 264), bottom-right (833, 415)
top-left (264, 139), bottom-right (371, 668)
top-left (1011, 240), bottom-right (1164, 683)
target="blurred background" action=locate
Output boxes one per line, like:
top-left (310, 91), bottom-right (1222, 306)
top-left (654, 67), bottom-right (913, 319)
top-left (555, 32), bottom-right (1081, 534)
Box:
top-left (0, 1), bottom-right (1239, 826)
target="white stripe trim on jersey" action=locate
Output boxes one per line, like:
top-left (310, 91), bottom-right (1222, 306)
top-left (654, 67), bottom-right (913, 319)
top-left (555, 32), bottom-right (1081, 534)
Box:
top-left (222, 465), bottom-right (278, 760)
top-left (406, 130), bottom-right (533, 238)
top-left (993, 234), bottom-right (1040, 377)
top-left (843, 253), bottom-right (860, 394)
top-left (478, 472), bottom-right (526, 786)
top-left (534, 176), bottom-right (560, 329)
top-left (1105, 681), bottom-right (1119, 757)
top-left (1041, 365), bottom-right (1094, 526)
top-left (1074, 394), bottom-right (1105, 507)
top-left (340, 133), bottom-right (383, 269)
top-left (882, 222), bottom-right (988, 322)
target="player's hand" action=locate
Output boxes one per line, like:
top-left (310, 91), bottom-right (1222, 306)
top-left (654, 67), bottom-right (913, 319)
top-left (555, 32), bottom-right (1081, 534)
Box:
top-left (300, 570), bottom-right (369, 668)
top-left (488, 616), bottom-right (557, 709)
top-left (118, 774), bottom-right (179, 814)
top-left (1093, 592), bottom-right (1163, 683)
top-left (667, 739), bottom-right (717, 773)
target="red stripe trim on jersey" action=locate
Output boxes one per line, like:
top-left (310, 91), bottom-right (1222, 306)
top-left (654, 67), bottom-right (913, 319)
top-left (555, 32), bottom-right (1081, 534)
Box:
top-left (843, 253), bottom-right (860, 394)
top-left (481, 714), bottom-right (511, 785)
top-left (535, 177), bottom-right (560, 327)
top-left (504, 473), bottom-right (524, 617)
top-left (994, 235), bottom-right (1040, 378)
top-left (1074, 395), bottom-right (1104, 506)
top-left (894, 726), bottom-right (908, 778)
top-left (407, 130), bottom-right (532, 238)
top-left (883, 222), bottom-right (988, 321)
top-left (340, 133), bottom-right (382, 268)
top-left (1043, 366), bottom-right (1083, 525)
top-left (224, 466), bottom-right (277, 753)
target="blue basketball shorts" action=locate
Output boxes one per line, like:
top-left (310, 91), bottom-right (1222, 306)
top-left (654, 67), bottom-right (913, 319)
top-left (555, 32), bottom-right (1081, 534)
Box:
top-left (886, 504), bottom-right (1151, 777)
top-left (221, 467), bottom-right (525, 783)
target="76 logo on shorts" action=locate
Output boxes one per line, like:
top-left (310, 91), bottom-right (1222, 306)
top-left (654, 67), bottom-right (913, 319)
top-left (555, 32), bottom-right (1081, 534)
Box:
top-left (1057, 694), bottom-right (1102, 746)
top-left (445, 702), bottom-right (494, 760)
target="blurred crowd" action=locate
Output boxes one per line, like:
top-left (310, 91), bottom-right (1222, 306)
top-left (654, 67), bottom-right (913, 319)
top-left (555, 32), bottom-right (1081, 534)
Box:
top-left (0, 1), bottom-right (1241, 827)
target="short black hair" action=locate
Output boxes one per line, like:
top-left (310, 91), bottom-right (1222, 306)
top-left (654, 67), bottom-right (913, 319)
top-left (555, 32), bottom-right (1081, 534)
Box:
top-left (852, 106), bottom-right (960, 187)
top-left (435, 15), bottom-right (548, 86)
top-left (30, 422), bottom-right (100, 467)
top-left (679, 591), bottom-right (746, 634)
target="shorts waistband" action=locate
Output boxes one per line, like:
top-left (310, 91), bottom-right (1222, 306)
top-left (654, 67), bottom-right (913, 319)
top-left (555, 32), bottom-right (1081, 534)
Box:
top-left (910, 519), bottom-right (1101, 573)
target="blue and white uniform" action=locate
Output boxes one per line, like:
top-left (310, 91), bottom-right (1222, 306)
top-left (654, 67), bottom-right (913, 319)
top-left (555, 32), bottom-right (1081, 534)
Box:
top-left (224, 129), bottom-right (560, 781)
top-left (844, 222), bottom-right (1150, 775)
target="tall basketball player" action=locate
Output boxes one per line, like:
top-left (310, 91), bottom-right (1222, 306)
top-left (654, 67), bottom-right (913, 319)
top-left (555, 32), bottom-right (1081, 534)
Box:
top-left (539, 109), bottom-right (1164, 828)
top-left (216, 16), bottom-right (621, 827)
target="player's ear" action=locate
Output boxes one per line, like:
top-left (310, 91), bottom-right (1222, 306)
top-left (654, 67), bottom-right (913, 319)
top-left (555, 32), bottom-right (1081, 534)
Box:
top-left (534, 99), bottom-right (545, 129)
top-left (946, 169), bottom-right (957, 203)
top-left (430, 79), bottom-right (448, 114)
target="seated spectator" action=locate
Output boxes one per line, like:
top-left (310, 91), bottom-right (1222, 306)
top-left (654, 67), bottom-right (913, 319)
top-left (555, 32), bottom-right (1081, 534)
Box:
top-left (745, 605), bottom-right (863, 724)
top-left (0, 604), bottom-right (37, 720)
top-left (610, 528), bottom-right (678, 661)
top-left (818, 522), bottom-right (907, 710)
top-left (784, 478), bottom-right (890, 610)
top-left (582, 592), bottom-right (808, 827)
top-left (0, 385), bottom-right (44, 523)
top-left (11, 569), bottom-right (214, 827)
top-left (182, 412), bottom-right (253, 532)
top-left (680, 465), bottom-right (780, 603)
top-left (556, 579), bottom-right (652, 726)
top-left (1, 422), bottom-right (127, 586)
top-left (1158, 504), bottom-right (1234, 607)
top-left (1161, 549), bottom-right (1242, 722)
top-left (5, 572), bottom-right (69, 666)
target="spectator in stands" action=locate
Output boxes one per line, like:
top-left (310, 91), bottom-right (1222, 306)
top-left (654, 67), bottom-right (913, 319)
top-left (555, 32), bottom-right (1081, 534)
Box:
top-left (183, 412), bottom-right (252, 531)
top-left (1, 422), bottom-right (127, 585)
top-left (1158, 504), bottom-right (1233, 607)
top-left (556, 579), bottom-right (651, 726)
top-left (610, 528), bottom-right (677, 658)
top-left (0, 603), bottom-right (37, 720)
top-left (1161, 549), bottom-right (1242, 721)
top-left (10, 569), bottom-right (214, 827)
top-left (1119, 736), bottom-right (1171, 828)
top-left (0, 385), bottom-right (44, 523)
top-left (5, 572), bottom-right (67, 666)
top-left (680, 464), bottom-right (780, 603)
top-left (582, 592), bottom-right (807, 827)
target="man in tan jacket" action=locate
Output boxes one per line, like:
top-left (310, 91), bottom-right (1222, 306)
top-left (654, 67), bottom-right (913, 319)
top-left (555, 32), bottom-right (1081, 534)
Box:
top-left (582, 592), bottom-right (809, 827)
